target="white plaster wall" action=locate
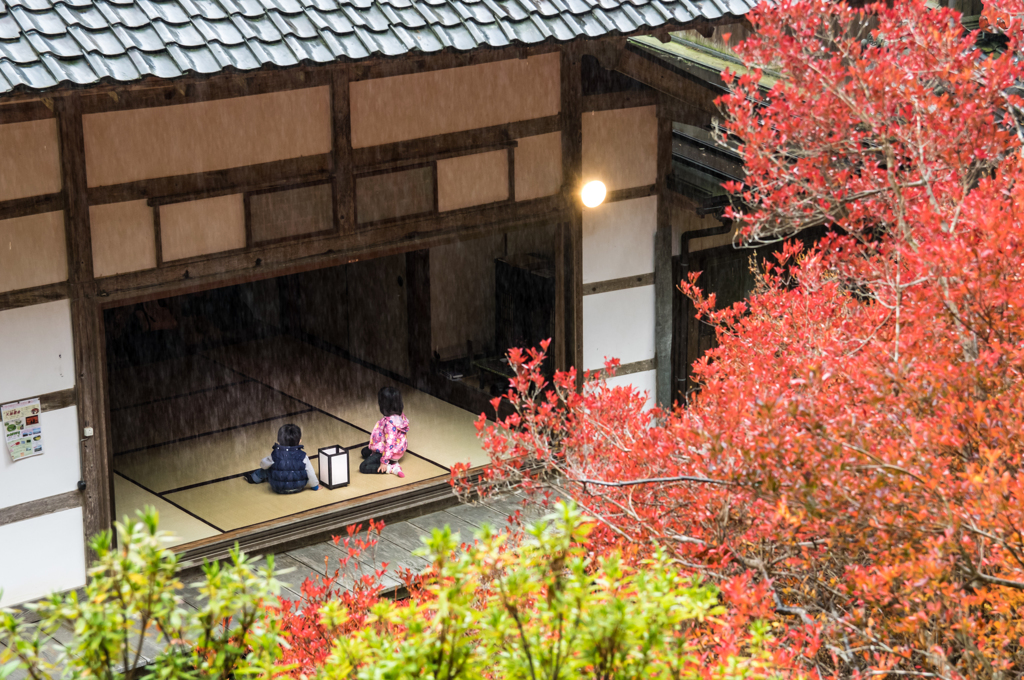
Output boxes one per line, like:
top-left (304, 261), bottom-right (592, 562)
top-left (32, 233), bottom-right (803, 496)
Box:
top-left (582, 196), bottom-right (657, 284)
top-left (0, 300), bottom-right (75, 405)
top-left (0, 406), bottom-right (80, 510)
top-left (604, 369), bottom-right (656, 410)
top-left (0, 507), bottom-right (87, 607)
top-left (582, 285), bottom-right (655, 371)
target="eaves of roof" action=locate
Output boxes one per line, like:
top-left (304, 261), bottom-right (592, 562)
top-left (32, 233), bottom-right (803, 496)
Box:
top-left (628, 32), bottom-right (778, 91)
top-left (0, 0), bottom-right (759, 97)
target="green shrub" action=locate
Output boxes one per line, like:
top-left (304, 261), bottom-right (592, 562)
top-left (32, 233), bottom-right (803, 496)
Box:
top-left (0, 508), bottom-right (286, 680)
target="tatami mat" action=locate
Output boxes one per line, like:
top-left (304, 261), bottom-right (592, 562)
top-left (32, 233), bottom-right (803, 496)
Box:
top-left (113, 474), bottom-right (220, 548)
top-left (111, 381), bottom-right (311, 454)
top-left (114, 410), bottom-right (368, 494)
top-left (108, 355), bottom-right (245, 410)
top-left (164, 453), bottom-right (447, 532)
top-left (203, 337), bottom-right (489, 469)
top-left (110, 336), bottom-right (489, 547)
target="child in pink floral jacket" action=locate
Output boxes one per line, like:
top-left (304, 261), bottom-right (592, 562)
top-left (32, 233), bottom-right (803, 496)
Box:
top-left (359, 386), bottom-right (409, 478)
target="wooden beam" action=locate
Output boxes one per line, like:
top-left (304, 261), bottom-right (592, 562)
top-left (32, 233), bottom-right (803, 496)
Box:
top-left (613, 46), bottom-right (722, 115)
top-left (349, 44), bottom-right (560, 82)
top-left (0, 281), bottom-right (69, 313)
top-left (176, 474), bottom-right (469, 567)
top-left (581, 89), bottom-right (656, 113)
top-left (352, 116), bottom-right (558, 169)
top-left (561, 46), bottom-right (584, 385)
top-left (606, 184), bottom-right (657, 204)
top-left (0, 100), bottom-right (54, 125)
top-left (69, 300), bottom-right (111, 553)
top-left (87, 155), bottom-right (331, 206)
top-left (554, 215), bottom-right (566, 371)
top-left (56, 96), bottom-right (93, 287)
top-left (358, 141), bottom-right (516, 176)
top-left (589, 357), bottom-right (656, 380)
top-left (93, 195), bottom-right (565, 305)
top-left (0, 193), bottom-right (64, 221)
top-left (654, 103), bottom-right (674, 408)
top-left (56, 95), bottom-right (111, 558)
top-left (582, 272), bottom-right (654, 296)
top-left (39, 386), bottom-right (77, 413)
top-left (0, 491), bottom-right (83, 528)
top-left (331, 69), bottom-right (354, 234)
top-left (78, 69), bottom-right (332, 115)
top-left (657, 97), bottom-right (715, 127)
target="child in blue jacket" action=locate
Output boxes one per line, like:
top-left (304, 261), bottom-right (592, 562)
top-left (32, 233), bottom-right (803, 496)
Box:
top-left (244, 423), bottom-right (319, 493)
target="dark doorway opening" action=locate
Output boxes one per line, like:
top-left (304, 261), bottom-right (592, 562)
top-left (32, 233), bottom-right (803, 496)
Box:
top-left (103, 223), bottom-right (559, 549)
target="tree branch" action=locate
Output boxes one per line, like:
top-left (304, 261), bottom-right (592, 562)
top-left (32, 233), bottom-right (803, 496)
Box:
top-left (576, 475), bottom-right (734, 488)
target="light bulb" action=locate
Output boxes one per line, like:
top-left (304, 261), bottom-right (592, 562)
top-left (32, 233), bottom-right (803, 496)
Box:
top-left (581, 180), bottom-right (607, 208)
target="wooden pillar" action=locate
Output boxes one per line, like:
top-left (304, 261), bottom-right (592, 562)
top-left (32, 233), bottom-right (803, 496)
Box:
top-left (406, 249), bottom-right (431, 390)
top-left (56, 95), bottom-right (112, 558)
top-left (560, 45), bottom-right (583, 382)
top-left (654, 99), bottom-right (674, 408)
top-left (331, 69), bottom-right (354, 233)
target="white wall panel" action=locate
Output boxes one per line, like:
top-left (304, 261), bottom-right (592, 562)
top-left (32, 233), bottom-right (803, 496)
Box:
top-left (0, 407), bottom-right (80, 510)
top-left (604, 369), bottom-right (656, 410)
top-left (582, 196), bottom-right (657, 284)
top-left (0, 508), bottom-right (86, 607)
top-left (582, 285), bottom-right (655, 371)
top-left (0, 300), bottom-right (75, 405)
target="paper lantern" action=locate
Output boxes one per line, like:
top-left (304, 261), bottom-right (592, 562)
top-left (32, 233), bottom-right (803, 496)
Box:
top-left (317, 445), bottom-right (350, 489)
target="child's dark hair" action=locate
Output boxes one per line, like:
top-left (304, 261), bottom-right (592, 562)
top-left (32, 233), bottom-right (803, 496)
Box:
top-left (378, 386), bottom-right (403, 417)
top-left (277, 423), bottom-right (302, 447)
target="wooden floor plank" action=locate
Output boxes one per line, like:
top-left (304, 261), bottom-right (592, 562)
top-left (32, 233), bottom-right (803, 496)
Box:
top-left (358, 533), bottom-right (430, 577)
top-left (377, 521), bottom-right (432, 554)
top-left (444, 502), bottom-right (515, 530)
top-left (406, 510), bottom-right (485, 546)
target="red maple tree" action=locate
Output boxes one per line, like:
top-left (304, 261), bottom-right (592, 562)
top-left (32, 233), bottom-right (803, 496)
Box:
top-left (460, 1), bottom-right (1024, 677)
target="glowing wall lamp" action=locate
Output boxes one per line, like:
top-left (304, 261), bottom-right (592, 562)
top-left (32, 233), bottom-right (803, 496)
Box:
top-left (581, 180), bottom-right (607, 208)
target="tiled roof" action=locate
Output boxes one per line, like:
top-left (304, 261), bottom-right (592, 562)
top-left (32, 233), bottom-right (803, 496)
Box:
top-left (0, 0), bottom-right (757, 95)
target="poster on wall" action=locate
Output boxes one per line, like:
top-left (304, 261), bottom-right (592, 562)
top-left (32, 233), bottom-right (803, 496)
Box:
top-left (2, 398), bottom-right (44, 462)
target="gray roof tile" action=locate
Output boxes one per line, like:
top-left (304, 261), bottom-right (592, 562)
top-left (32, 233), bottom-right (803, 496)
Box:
top-left (233, 0), bottom-right (272, 16)
top-left (10, 6), bottom-right (68, 35)
top-left (191, 0), bottom-right (234, 19)
top-left (0, 0), bottom-right (753, 95)
top-left (9, 0), bottom-right (59, 12)
top-left (0, 15), bottom-right (21, 41)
